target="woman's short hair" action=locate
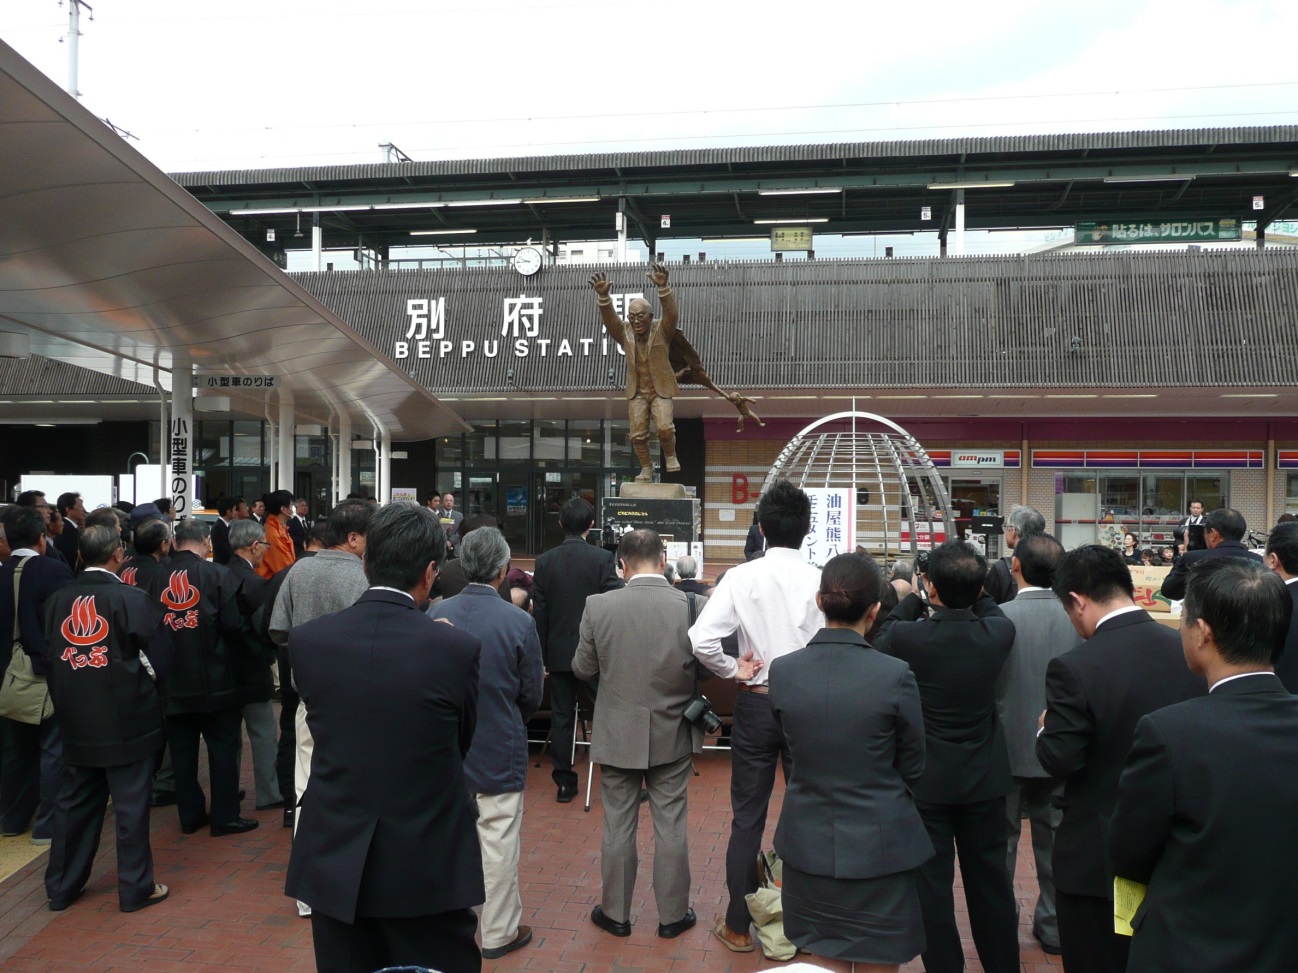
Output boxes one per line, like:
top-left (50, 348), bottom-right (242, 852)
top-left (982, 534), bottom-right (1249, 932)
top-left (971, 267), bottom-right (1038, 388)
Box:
top-left (818, 553), bottom-right (884, 624)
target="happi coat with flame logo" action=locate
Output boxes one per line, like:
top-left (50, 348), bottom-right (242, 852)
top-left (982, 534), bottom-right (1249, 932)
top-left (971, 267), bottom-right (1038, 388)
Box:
top-left (146, 550), bottom-right (245, 715)
top-left (43, 572), bottom-right (166, 767)
top-left (118, 552), bottom-right (167, 592)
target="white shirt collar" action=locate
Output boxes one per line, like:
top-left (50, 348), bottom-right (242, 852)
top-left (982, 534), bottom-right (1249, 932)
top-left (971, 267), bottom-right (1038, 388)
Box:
top-left (1285, 577), bottom-right (1298, 586)
top-left (369, 586), bottom-right (414, 602)
top-left (83, 566), bottom-right (120, 580)
top-left (1096, 604), bottom-right (1144, 629)
top-left (1210, 671), bottom-right (1274, 692)
top-left (10, 548), bottom-right (40, 558)
top-left (1017, 585), bottom-right (1047, 593)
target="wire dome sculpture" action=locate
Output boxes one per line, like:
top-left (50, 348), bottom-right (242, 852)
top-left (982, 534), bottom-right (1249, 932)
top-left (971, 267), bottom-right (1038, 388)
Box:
top-left (764, 412), bottom-right (953, 560)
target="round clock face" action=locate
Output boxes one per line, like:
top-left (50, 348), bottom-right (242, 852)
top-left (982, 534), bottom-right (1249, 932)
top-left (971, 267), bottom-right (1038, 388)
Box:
top-left (513, 247), bottom-right (543, 276)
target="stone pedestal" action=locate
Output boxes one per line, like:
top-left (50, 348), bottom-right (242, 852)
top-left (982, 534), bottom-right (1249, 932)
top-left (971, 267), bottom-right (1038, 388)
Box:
top-left (618, 482), bottom-right (689, 500)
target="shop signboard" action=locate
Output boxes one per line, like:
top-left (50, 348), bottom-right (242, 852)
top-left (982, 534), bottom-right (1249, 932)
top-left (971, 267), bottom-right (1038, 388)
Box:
top-left (1074, 219), bottom-right (1240, 245)
top-left (390, 487), bottom-right (418, 503)
top-left (198, 373), bottom-right (279, 390)
top-left (951, 450), bottom-right (1004, 468)
top-left (800, 488), bottom-right (855, 568)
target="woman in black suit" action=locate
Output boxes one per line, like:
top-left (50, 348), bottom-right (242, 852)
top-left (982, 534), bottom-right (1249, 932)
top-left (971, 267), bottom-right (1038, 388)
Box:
top-left (769, 554), bottom-right (933, 971)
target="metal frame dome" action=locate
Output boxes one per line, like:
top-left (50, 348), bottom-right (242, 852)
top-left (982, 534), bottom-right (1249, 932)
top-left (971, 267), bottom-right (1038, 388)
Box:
top-left (764, 411), bottom-right (954, 560)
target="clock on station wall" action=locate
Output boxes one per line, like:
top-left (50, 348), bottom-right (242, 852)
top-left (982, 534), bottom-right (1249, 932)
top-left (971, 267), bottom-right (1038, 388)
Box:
top-left (512, 246), bottom-right (543, 276)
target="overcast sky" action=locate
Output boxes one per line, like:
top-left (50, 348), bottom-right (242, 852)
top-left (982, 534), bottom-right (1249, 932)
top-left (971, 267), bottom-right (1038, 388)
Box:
top-left (3, 0), bottom-right (1294, 173)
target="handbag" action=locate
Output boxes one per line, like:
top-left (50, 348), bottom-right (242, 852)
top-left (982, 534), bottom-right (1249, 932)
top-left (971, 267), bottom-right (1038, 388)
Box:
top-left (0, 558), bottom-right (55, 725)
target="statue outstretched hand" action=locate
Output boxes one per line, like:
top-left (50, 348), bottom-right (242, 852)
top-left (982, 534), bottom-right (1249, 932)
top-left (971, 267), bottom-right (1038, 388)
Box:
top-left (589, 272), bottom-right (612, 298)
top-left (647, 263), bottom-right (669, 288)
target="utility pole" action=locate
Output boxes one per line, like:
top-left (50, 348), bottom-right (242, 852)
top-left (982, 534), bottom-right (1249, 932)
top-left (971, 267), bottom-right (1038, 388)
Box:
top-left (64, 0), bottom-right (94, 100)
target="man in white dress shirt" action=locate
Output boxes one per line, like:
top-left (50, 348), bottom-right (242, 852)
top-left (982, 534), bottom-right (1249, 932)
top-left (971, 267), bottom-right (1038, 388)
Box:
top-left (688, 479), bottom-right (824, 953)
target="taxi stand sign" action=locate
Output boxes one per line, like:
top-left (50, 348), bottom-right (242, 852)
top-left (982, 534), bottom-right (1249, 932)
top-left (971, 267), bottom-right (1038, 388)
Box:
top-left (198, 373), bottom-right (279, 389)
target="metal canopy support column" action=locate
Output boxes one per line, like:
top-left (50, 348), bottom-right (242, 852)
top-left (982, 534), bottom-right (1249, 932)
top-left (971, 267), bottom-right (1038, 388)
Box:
top-left (278, 389), bottom-right (295, 492)
top-left (616, 197), bottom-right (628, 264)
top-left (338, 414), bottom-right (353, 501)
top-left (954, 189), bottom-right (966, 256)
top-left (170, 352), bottom-right (194, 521)
top-left (312, 213), bottom-right (323, 272)
top-left (379, 430), bottom-right (392, 505)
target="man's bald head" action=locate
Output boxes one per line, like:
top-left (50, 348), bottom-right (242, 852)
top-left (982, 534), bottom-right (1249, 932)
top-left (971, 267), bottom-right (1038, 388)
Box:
top-left (628, 297), bottom-right (652, 335)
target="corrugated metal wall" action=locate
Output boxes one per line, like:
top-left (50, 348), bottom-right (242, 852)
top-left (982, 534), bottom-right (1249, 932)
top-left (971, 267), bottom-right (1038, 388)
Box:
top-left (296, 249), bottom-right (1298, 394)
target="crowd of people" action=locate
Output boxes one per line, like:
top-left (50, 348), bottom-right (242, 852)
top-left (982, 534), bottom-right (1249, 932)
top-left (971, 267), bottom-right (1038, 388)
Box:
top-left (2, 480), bottom-right (1297, 973)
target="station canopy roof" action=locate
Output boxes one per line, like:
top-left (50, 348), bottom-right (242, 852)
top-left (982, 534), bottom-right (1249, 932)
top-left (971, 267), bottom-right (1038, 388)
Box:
top-left (176, 127), bottom-right (1298, 251)
top-left (0, 38), bottom-right (466, 440)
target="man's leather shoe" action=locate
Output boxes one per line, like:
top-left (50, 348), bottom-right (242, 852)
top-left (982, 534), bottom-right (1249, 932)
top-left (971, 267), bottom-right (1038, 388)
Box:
top-left (590, 906), bottom-right (631, 937)
top-left (180, 814), bottom-right (209, 835)
top-left (210, 817), bottom-right (259, 837)
top-left (658, 908), bottom-right (697, 939)
top-left (481, 924), bottom-right (533, 959)
top-left (1033, 931), bottom-right (1063, 956)
top-left (712, 917), bottom-right (755, 952)
top-left (121, 884), bottom-right (169, 913)
top-left (150, 791), bottom-right (177, 808)
top-left (48, 887), bottom-right (86, 912)
top-left (557, 783), bottom-right (577, 803)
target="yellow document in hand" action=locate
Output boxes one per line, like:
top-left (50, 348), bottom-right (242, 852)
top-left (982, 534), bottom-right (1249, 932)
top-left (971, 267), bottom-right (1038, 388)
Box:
top-left (1114, 876), bottom-right (1147, 936)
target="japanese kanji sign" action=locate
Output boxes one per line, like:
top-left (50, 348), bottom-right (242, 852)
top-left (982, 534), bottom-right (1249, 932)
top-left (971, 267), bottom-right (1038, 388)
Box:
top-left (198, 373), bottom-right (278, 389)
top-left (1074, 219), bottom-right (1240, 245)
top-left (771, 226), bottom-right (814, 252)
top-left (800, 488), bottom-right (856, 568)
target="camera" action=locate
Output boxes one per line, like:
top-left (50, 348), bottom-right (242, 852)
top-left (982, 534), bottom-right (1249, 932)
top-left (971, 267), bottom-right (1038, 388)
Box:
top-left (683, 695), bottom-right (723, 734)
top-left (915, 550), bottom-right (931, 575)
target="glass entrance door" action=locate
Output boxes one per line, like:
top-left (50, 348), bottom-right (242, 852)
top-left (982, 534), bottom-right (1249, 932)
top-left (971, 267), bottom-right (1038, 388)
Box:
top-left (535, 470), bottom-right (599, 555)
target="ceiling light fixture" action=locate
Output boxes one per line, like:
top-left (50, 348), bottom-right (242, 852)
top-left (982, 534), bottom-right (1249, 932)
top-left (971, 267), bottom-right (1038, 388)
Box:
top-left (1102, 174), bottom-right (1195, 184)
top-left (758, 187), bottom-right (842, 196)
top-left (521, 196), bottom-right (601, 204)
top-left (1220, 393), bottom-right (1278, 398)
top-left (410, 229), bottom-right (478, 236)
top-left (753, 217), bottom-right (830, 224)
top-left (926, 181), bottom-right (1016, 190)
top-left (444, 199), bottom-right (523, 207)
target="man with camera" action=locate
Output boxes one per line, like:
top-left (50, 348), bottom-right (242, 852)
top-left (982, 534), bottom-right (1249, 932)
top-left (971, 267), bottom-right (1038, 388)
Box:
top-left (574, 529), bottom-right (754, 939)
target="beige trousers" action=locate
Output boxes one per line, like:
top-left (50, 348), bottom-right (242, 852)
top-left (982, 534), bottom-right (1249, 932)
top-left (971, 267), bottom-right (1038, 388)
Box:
top-left (475, 790), bottom-right (525, 950)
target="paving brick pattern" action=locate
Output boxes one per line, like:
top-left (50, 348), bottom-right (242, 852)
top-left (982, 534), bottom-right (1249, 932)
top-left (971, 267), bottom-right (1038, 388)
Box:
top-left (0, 733), bottom-right (1063, 973)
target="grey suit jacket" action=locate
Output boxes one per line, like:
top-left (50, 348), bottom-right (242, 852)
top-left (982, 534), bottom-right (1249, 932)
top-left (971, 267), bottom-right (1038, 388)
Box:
top-left (997, 588), bottom-right (1081, 778)
top-left (771, 630), bottom-right (933, 880)
top-left (572, 574), bottom-right (702, 769)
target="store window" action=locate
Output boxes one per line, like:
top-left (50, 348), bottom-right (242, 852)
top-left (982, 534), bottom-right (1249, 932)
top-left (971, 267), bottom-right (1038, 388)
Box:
top-left (1054, 471), bottom-right (1228, 550)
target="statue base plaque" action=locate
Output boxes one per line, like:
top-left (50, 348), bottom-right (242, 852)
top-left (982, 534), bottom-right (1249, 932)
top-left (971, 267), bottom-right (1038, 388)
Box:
top-left (618, 482), bottom-right (689, 500)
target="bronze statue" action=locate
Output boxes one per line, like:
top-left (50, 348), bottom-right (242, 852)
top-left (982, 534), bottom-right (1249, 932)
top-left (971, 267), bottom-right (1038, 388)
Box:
top-left (590, 264), bottom-right (765, 483)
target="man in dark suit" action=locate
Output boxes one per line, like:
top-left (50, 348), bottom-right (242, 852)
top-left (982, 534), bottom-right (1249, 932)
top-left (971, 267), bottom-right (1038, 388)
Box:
top-left (875, 540), bottom-right (1020, 973)
top-left (287, 498), bottom-right (309, 559)
top-left (1110, 558), bottom-right (1298, 973)
top-left (532, 497), bottom-right (621, 803)
top-left (210, 496), bottom-right (246, 567)
top-left (435, 514), bottom-right (510, 601)
top-left (1038, 545), bottom-right (1205, 973)
top-left (286, 503), bottom-right (484, 973)
top-left (1160, 507), bottom-right (1261, 601)
top-left (1264, 521), bottom-right (1298, 691)
top-left (53, 492), bottom-right (85, 565)
top-left (0, 506), bottom-right (75, 842)
top-left (574, 529), bottom-right (711, 940)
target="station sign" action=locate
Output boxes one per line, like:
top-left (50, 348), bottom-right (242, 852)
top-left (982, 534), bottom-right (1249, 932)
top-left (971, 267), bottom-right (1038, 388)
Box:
top-left (198, 373), bottom-right (279, 389)
top-left (771, 226), bottom-right (814, 251)
top-left (1074, 219), bottom-right (1241, 245)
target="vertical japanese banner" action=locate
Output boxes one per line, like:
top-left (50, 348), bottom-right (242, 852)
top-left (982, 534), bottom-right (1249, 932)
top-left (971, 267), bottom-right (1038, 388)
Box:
top-left (170, 417), bottom-right (190, 520)
top-left (799, 488), bottom-right (856, 568)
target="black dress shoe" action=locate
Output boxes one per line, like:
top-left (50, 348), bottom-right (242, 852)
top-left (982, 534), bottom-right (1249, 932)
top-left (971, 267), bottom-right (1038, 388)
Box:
top-left (180, 814), bottom-right (210, 835)
top-left (150, 791), bottom-right (177, 808)
top-left (591, 905), bottom-right (631, 937)
top-left (210, 817), bottom-right (259, 837)
top-left (557, 783), bottom-right (577, 803)
top-left (48, 887), bottom-right (86, 912)
top-left (238, 790), bottom-right (246, 801)
top-left (658, 907), bottom-right (697, 939)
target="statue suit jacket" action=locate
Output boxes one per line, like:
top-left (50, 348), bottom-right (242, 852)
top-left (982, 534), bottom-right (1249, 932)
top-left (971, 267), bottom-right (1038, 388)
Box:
top-left (285, 588), bottom-right (484, 922)
top-left (1036, 608), bottom-right (1206, 897)
top-left (572, 574), bottom-right (702, 769)
top-left (1110, 673), bottom-right (1298, 973)
top-left (532, 535), bottom-right (621, 672)
top-left (997, 588), bottom-right (1080, 778)
top-left (874, 592), bottom-right (1015, 805)
top-left (770, 628), bottom-right (933, 880)
top-left (604, 316), bottom-right (679, 400)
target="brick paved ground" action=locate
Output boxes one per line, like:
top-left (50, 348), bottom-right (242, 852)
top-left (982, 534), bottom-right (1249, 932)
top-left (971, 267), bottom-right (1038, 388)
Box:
top-left (0, 730), bottom-right (1063, 973)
